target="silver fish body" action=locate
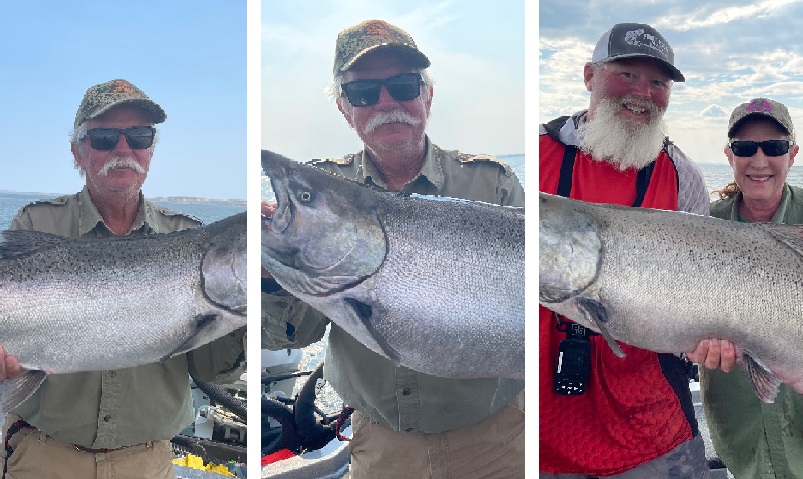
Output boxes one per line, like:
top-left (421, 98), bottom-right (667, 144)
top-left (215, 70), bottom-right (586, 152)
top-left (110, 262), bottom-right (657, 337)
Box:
top-left (0, 212), bottom-right (247, 413)
top-left (261, 151), bottom-right (524, 379)
top-left (539, 192), bottom-right (803, 402)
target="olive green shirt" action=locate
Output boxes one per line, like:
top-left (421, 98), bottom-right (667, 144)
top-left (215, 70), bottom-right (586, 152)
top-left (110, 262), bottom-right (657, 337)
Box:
top-left (9, 186), bottom-right (246, 449)
top-left (262, 138), bottom-right (525, 433)
top-left (703, 183), bottom-right (803, 478)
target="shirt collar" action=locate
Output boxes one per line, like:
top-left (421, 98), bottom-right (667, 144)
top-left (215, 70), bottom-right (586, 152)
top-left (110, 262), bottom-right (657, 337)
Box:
top-left (730, 184), bottom-right (792, 223)
top-left (77, 186), bottom-right (151, 236)
top-left (356, 136), bottom-right (444, 191)
top-left (771, 183), bottom-right (793, 223)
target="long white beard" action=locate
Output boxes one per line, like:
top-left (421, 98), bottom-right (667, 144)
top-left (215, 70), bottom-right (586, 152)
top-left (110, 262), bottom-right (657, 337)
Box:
top-left (577, 98), bottom-right (668, 171)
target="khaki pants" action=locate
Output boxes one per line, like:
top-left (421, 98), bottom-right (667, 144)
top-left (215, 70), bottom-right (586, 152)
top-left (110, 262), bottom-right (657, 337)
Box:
top-left (3, 422), bottom-right (175, 479)
top-left (348, 391), bottom-right (524, 479)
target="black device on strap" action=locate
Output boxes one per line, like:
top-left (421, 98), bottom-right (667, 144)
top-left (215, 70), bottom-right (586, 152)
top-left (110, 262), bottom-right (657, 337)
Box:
top-left (553, 315), bottom-right (598, 395)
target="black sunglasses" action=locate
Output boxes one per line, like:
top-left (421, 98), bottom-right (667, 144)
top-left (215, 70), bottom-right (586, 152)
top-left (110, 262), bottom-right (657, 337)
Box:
top-left (341, 73), bottom-right (424, 107)
top-left (729, 139), bottom-right (793, 157)
top-left (79, 126), bottom-right (155, 151)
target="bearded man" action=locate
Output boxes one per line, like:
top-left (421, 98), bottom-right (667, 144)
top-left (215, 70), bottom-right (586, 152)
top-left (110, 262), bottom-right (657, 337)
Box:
top-left (261, 19), bottom-right (525, 479)
top-left (538, 23), bottom-right (712, 478)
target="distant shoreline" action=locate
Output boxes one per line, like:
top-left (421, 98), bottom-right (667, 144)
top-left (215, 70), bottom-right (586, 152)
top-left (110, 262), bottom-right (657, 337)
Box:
top-left (149, 197), bottom-right (246, 206)
top-left (0, 190), bottom-right (245, 206)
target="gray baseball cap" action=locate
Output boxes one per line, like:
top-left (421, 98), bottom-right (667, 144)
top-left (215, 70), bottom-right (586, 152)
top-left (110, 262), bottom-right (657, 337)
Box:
top-left (74, 79), bottom-right (166, 129)
top-left (333, 20), bottom-right (430, 76)
top-left (592, 23), bottom-right (685, 82)
top-left (727, 97), bottom-right (795, 140)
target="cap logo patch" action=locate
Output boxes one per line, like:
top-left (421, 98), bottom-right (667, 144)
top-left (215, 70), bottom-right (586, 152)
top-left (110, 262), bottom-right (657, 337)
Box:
top-left (746, 98), bottom-right (773, 113)
top-left (112, 80), bottom-right (136, 97)
top-left (365, 21), bottom-right (399, 43)
top-left (624, 28), bottom-right (669, 56)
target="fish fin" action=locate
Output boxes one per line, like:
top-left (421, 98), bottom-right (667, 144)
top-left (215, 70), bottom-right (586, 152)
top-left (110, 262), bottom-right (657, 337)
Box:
top-left (344, 298), bottom-right (402, 366)
top-left (160, 314), bottom-right (220, 361)
top-left (577, 297), bottom-right (626, 358)
top-left (741, 353), bottom-right (782, 403)
top-left (0, 370), bottom-right (47, 415)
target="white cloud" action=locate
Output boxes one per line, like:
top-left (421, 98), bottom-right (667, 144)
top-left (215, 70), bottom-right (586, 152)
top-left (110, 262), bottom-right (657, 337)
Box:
top-left (655, 0), bottom-right (803, 31)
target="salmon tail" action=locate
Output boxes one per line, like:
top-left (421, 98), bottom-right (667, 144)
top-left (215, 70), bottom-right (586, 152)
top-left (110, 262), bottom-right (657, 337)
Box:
top-left (742, 353), bottom-right (782, 403)
top-left (0, 370), bottom-right (47, 415)
top-left (577, 297), bottom-right (626, 358)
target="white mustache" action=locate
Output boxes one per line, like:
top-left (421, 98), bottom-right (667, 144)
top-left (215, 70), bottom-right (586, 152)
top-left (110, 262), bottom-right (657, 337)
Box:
top-left (98, 157), bottom-right (145, 176)
top-left (364, 110), bottom-right (422, 133)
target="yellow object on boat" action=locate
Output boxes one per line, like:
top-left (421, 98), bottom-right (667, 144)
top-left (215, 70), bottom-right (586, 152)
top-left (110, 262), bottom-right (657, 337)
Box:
top-left (172, 453), bottom-right (236, 477)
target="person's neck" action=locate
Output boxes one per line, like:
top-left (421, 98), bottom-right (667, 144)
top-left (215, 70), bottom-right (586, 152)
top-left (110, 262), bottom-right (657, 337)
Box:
top-left (740, 196), bottom-right (781, 223)
top-left (88, 188), bottom-right (141, 236)
top-left (365, 145), bottom-right (427, 191)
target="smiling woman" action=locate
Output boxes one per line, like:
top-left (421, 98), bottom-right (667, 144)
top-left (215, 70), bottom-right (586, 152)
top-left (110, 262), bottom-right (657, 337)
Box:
top-left (698, 98), bottom-right (803, 478)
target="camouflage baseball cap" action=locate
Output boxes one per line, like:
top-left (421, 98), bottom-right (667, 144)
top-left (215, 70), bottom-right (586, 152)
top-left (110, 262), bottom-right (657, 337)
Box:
top-left (333, 20), bottom-right (430, 75)
top-left (74, 79), bottom-right (166, 129)
top-left (728, 97), bottom-right (795, 140)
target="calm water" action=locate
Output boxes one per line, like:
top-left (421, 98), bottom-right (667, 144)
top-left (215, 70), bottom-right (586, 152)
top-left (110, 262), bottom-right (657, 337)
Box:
top-left (0, 192), bottom-right (243, 230)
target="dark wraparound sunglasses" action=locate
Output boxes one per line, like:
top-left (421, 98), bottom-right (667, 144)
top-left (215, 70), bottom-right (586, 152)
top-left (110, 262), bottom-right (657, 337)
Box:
top-left (79, 126), bottom-right (156, 151)
top-left (729, 139), bottom-right (793, 157)
top-left (341, 73), bottom-right (424, 107)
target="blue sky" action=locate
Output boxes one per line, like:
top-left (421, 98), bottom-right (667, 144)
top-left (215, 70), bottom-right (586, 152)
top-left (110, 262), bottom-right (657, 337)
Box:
top-left (540, 0), bottom-right (803, 173)
top-left (0, 1), bottom-right (246, 200)
top-left (262, 0), bottom-right (524, 163)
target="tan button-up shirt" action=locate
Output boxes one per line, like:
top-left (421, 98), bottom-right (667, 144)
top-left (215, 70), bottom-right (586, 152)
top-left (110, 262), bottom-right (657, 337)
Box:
top-left (9, 186), bottom-right (246, 449)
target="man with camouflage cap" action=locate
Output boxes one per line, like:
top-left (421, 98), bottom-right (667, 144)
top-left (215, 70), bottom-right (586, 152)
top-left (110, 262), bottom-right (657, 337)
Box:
top-left (262, 19), bottom-right (525, 478)
top-left (0, 79), bottom-right (245, 479)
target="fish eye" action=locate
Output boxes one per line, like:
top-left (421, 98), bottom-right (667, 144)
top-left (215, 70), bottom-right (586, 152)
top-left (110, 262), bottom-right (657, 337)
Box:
top-left (297, 190), bottom-right (314, 203)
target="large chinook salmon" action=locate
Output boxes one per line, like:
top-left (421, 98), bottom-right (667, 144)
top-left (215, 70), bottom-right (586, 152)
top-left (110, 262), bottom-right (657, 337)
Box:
top-left (261, 150), bottom-right (524, 380)
top-left (539, 192), bottom-right (803, 403)
top-left (0, 212), bottom-right (247, 414)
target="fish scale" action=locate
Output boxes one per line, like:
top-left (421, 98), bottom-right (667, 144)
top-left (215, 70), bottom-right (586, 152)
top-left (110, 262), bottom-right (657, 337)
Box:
top-left (539, 192), bottom-right (803, 402)
top-left (0, 212), bottom-right (247, 414)
top-left (372, 193), bottom-right (524, 378)
top-left (261, 150), bottom-right (524, 379)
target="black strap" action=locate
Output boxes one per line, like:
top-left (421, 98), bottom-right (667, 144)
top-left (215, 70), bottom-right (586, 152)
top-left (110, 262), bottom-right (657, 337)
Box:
top-left (632, 161), bottom-right (655, 207)
top-left (557, 145), bottom-right (577, 198)
top-left (542, 116), bottom-right (575, 198)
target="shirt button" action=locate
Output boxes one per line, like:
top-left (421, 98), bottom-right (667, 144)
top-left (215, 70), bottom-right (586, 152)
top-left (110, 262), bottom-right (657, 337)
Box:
top-left (402, 387), bottom-right (411, 396)
top-left (107, 371), bottom-right (116, 378)
top-left (103, 415), bottom-right (112, 422)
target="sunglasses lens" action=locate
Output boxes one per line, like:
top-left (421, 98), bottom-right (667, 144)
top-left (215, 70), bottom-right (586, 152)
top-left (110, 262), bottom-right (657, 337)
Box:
top-left (88, 130), bottom-right (120, 151)
top-left (385, 74), bottom-right (422, 102)
top-left (731, 140), bottom-right (790, 157)
top-left (762, 140), bottom-right (790, 156)
top-left (85, 127), bottom-right (154, 150)
top-left (730, 142), bottom-right (754, 156)
top-left (124, 127), bottom-right (155, 149)
top-left (343, 82), bottom-right (381, 107)
top-left (342, 73), bottom-right (422, 107)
